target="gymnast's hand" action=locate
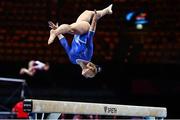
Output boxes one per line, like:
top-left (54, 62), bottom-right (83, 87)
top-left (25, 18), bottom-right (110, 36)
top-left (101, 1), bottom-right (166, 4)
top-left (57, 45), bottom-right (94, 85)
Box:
top-left (48, 21), bottom-right (58, 30)
top-left (19, 68), bottom-right (27, 75)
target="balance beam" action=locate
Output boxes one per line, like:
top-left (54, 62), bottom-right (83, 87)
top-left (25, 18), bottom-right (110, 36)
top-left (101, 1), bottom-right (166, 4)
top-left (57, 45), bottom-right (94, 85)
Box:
top-left (0, 77), bottom-right (25, 83)
top-left (24, 99), bottom-right (167, 118)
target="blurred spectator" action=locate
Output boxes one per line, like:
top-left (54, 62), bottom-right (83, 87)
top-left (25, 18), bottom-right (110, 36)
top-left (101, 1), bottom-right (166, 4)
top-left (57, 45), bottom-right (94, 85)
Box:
top-left (19, 60), bottom-right (50, 76)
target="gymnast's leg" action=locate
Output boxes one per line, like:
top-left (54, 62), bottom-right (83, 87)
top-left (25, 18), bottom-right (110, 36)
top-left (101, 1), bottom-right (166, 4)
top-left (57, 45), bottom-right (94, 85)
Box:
top-left (76, 4), bottom-right (113, 23)
top-left (48, 4), bottom-right (113, 45)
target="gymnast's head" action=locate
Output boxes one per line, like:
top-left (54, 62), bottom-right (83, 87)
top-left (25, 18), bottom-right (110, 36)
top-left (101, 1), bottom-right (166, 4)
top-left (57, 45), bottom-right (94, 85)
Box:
top-left (81, 62), bottom-right (101, 78)
top-left (76, 59), bottom-right (101, 78)
top-left (82, 64), bottom-right (101, 78)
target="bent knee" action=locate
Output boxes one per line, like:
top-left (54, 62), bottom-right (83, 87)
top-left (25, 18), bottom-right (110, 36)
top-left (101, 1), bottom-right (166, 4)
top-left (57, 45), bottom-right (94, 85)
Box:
top-left (70, 21), bottom-right (90, 34)
top-left (83, 10), bottom-right (93, 14)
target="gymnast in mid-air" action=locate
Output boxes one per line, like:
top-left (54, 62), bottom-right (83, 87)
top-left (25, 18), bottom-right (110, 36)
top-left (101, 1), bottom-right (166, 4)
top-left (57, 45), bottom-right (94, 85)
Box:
top-left (48, 4), bottom-right (113, 78)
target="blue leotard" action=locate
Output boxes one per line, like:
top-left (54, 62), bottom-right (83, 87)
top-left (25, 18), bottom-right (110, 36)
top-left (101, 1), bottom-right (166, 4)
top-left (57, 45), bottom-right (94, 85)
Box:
top-left (59, 31), bottom-right (95, 64)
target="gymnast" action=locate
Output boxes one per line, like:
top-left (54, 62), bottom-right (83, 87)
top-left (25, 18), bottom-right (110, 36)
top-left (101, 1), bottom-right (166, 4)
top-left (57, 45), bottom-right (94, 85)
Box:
top-left (48, 4), bottom-right (113, 78)
top-left (19, 60), bottom-right (50, 76)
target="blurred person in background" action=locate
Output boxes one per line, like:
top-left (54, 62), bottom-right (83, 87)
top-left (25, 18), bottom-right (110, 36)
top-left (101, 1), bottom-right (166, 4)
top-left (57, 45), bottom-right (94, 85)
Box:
top-left (19, 60), bottom-right (50, 76)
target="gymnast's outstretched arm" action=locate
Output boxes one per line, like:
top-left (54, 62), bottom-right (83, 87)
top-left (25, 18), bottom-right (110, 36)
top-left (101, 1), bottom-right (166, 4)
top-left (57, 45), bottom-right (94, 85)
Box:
top-left (19, 68), bottom-right (35, 76)
top-left (89, 10), bottom-right (98, 32)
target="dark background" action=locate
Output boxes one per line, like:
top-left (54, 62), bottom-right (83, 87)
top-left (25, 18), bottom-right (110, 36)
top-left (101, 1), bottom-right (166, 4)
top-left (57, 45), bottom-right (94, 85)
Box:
top-left (0, 0), bottom-right (179, 119)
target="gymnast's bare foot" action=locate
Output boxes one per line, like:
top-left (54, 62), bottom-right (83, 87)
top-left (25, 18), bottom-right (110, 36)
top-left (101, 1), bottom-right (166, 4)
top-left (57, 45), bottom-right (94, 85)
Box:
top-left (97, 4), bottom-right (113, 20)
top-left (48, 29), bottom-right (56, 45)
top-left (105, 4), bottom-right (113, 15)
